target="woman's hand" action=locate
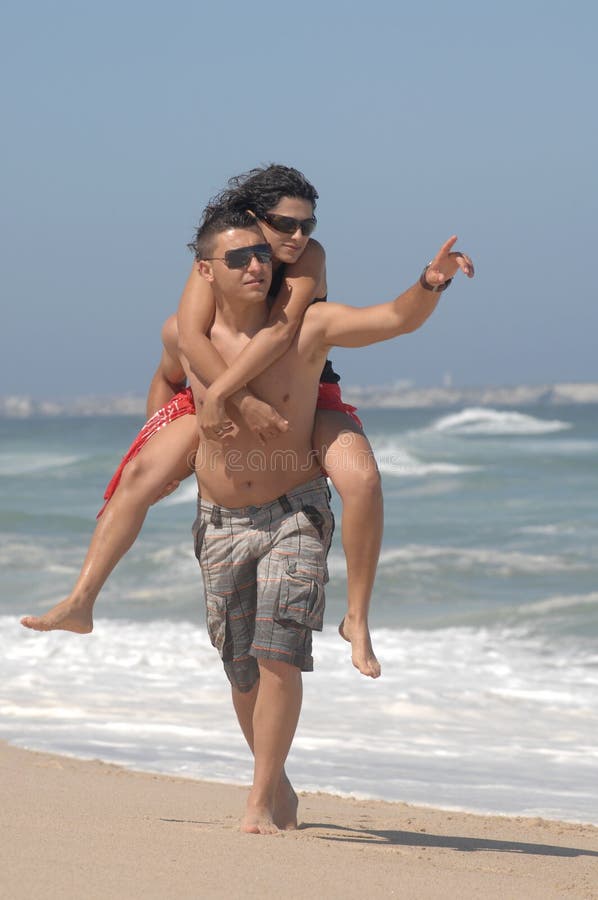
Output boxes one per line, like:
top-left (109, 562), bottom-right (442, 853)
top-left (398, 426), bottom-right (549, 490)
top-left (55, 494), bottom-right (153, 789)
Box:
top-left (198, 388), bottom-right (236, 441)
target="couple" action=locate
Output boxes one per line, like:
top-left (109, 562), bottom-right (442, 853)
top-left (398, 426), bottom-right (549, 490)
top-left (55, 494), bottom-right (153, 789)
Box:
top-left (22, 166), bottom-right (473, 834)
top-left (22, 165), bottom-right (399, 678)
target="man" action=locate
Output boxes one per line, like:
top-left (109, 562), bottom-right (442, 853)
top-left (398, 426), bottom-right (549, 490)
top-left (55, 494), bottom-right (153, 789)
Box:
top-left (191, 206), bottom-right (473, 835)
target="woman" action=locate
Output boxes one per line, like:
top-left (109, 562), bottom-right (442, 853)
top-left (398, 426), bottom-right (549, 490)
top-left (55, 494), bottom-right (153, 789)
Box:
top-left (21, 165), bottom-right (383, 678)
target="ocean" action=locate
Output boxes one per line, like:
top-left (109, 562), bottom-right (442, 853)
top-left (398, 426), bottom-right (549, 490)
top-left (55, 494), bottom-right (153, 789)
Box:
top-left (1, 404), bottom-right (597, 824)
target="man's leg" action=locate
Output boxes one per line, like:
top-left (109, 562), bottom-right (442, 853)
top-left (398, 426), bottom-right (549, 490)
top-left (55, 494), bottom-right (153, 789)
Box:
top-left (314, 410), bottom-right (383, 678)
top-left (198, 485), bottom-right (329, 835)
top-left (237, 660), bottom-right (302, 835)
top-left (231, 675), bottom-right (299, 833)
top-left (238, 478), bottom-right (332, 833)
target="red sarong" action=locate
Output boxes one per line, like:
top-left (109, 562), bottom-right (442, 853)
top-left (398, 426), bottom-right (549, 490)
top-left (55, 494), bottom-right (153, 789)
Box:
top-left (316, 382), bottom-right (363, 429)
top-left (97, 387), bottom-right (196, 517)
top-left (98, 382), bottom-right (361, 517)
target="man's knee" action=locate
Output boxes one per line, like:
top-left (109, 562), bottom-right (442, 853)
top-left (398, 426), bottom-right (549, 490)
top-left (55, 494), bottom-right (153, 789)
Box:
top-left (225, 656), bottom-right (260, 693)
top-left (257, 658), bottom-right (302, 682)
top-left (226, 656), bottom-right (303, 689)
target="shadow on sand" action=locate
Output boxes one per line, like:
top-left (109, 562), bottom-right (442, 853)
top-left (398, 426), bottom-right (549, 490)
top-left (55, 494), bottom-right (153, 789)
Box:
top-left (300, 822), bottom-right (598, 858)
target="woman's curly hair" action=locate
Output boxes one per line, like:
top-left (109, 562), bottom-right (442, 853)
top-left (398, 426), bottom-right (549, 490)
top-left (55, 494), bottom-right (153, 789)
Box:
top-left (205, 163), bottom-right (318, 220)
top-left (188, 164), bottom-right (318, 259)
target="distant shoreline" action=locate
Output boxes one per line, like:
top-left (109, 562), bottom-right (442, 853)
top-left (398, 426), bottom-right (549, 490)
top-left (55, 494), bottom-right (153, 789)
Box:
top-left (2, 382), bottom-right (598, 418)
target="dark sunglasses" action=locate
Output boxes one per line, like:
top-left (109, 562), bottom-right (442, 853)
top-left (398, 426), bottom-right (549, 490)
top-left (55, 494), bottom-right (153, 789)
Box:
top-left (260, 212), bottom-right (317, 237)
top-left (203, 243), bottom-right (273, 269)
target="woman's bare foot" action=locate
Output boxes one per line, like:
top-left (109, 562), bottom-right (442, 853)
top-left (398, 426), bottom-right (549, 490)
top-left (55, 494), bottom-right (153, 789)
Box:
top-left (339, 617), bottom-right (381, 678)
top-left (273, 776), bottom-right (298, 830)
top-left (20, 597), bottom-right (93, 634)
top-left (240, 801), bottom-right (280, 835)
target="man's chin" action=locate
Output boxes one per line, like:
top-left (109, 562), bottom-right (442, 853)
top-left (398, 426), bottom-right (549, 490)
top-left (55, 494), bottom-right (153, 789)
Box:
top-left (244, 285), bottom-right (269, 301)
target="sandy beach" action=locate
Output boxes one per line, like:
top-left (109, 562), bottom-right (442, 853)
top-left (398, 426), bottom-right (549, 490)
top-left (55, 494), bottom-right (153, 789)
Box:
top-left (2, 741), bottom-right (597, 899)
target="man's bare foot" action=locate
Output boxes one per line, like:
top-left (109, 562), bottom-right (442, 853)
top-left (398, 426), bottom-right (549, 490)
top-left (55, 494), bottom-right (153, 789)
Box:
top-left (240, 802), bottom-right (280, 835)
top-left (274, 775), bottom-right (298, 830)
top-left (339, 617), bottom-right (381, 678)
top-left (20, 597), bottom-right (93, 634)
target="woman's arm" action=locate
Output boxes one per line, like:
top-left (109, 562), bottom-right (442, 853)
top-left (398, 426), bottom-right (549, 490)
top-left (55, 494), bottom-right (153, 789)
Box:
top-left (175, 263), bottom-right (293, 443)
top-left (200, 239), bottom-right (326, 440)
top-left (176, 265), bottom-right (227, 386)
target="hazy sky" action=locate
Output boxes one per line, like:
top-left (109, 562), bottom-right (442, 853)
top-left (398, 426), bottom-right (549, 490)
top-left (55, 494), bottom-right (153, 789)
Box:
top-left (1, 0), bottom-right (596, 398)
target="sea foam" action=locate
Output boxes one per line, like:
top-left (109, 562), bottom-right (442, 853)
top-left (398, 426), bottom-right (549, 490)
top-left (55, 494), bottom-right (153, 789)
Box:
top-left (4, 616), bottom-right (598, 823)
top-left (429, 407), bottom-right (571, 436)
top-left (326, 544), bottom-right (585, 577)
top-left (0, 452), bottom-right (84, 476)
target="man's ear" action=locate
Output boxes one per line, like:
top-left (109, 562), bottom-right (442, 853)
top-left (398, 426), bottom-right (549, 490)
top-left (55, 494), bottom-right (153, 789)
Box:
top-left (197, 260), bottom-right (214, 282)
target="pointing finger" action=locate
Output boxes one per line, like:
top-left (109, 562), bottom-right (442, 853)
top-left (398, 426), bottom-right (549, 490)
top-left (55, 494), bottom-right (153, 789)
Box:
top-left (437, 235), bottom-right (458, 257)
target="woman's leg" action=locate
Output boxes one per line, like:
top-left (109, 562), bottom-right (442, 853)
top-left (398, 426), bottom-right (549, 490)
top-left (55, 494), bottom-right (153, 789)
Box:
top-left (20, 413), bottom-right (199, 633)
top-left (313, 409), bottom-right (383, 678)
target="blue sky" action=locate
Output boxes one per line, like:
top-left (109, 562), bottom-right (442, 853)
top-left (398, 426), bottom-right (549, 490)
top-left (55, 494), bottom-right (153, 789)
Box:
top-left (1, 0), bottom-right (596, 397)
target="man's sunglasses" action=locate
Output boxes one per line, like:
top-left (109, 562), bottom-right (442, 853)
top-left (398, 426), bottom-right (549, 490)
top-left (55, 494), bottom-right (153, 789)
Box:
top-left (203, 243), bottom-right (273, 269)
top-left (260, 212), bottom-right (317, 237)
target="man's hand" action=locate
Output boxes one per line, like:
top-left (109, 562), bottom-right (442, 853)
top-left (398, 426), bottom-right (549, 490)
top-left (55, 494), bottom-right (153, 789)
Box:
top-left (424, 236), bottom-right (475, 287)
top-left (236, 394), bottom-right (289, 446)
top-left (200, 387), bottom-right (289, 445)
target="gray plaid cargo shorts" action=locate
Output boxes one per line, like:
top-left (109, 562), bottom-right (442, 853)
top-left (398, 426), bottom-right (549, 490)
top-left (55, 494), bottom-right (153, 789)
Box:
top-left (192, 475), bottom-right (334, 692)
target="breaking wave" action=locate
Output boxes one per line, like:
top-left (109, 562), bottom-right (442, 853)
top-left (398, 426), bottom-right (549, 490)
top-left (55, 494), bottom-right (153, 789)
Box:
top-left (429, 408), bottom-right (572, 436)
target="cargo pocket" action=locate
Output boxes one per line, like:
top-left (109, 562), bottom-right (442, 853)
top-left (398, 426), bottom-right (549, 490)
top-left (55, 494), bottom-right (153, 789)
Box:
top-left (205, 592), bottom-right (227, 655)
top-left (192, 516), bottom-right (208, 561)
top-left (301, 504), bottom-right (335, 564)
top-left (278, 574), bottom-right (325, 631)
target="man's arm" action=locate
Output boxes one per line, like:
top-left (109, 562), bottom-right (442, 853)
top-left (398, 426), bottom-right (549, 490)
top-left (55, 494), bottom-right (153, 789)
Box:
top-left (314, 237), bottom-right (474, 349)
top-left (146, 339), bottom-right (187, 417)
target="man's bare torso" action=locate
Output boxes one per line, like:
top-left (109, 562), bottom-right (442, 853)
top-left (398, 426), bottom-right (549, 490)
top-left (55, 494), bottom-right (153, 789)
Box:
top-left (195, 305), bottom-right (327, 507)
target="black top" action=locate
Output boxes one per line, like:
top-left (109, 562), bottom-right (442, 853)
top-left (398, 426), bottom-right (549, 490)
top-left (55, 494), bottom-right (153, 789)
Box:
top-left (269, 264), bottom-right (340, 384)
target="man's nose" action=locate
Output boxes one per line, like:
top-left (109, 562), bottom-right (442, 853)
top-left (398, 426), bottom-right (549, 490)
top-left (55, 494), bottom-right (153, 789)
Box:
top-left (247, 253), bottom-right (264, 272)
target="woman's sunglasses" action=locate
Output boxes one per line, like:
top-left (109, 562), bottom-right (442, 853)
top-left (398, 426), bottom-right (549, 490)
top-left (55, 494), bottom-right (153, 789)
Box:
top-left (260, 212), bottom-right (317, 237)
top-left (203, 243), bottom-right (273, 270)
